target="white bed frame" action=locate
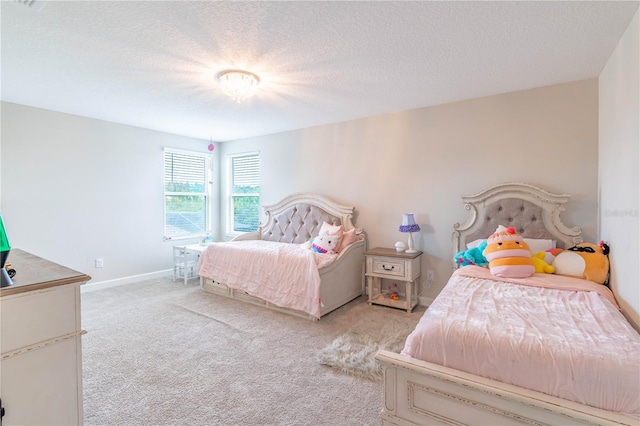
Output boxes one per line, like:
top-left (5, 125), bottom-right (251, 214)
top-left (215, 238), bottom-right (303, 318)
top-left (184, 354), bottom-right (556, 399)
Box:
top-left (376, 183), bottom-right (635, 426)
top-left (200, 193), bottom-right (366, 320)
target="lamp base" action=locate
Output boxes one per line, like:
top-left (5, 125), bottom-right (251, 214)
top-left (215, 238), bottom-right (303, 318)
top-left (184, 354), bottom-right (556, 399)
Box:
top-left (1, 249), bottom-right (12, 287)
top-left (1, 267), bottom-right (13, 287)
top-left (405, 232), bottom-right (418, 254)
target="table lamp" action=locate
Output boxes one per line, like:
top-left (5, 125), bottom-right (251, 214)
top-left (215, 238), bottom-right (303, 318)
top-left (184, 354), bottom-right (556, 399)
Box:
top-left (399, 213), bottom-right (420, 254)
top-left (0, 214), bottom-right (12, 287)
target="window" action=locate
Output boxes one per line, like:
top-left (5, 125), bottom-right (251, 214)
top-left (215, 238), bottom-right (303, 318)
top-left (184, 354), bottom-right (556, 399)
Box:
top-left (164, 148), bottom-right (211, 240)
top-left (227, 152), bottom-right (260, 234)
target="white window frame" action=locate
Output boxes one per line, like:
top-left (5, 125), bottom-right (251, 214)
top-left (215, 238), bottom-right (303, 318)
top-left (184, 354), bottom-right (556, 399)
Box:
top-left (163, 147), bottom-right (212, 241)
top-left (226, 151), bottom-right (260, 238)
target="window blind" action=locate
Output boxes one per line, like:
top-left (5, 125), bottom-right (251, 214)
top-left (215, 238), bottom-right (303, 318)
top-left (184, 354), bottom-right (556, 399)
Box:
top-left (229, 152), bottom-right (260, 233)
top-left (164, 149), bottom-right (210, 239)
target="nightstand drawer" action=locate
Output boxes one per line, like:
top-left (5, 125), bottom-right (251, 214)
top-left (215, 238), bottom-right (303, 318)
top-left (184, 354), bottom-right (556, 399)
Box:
top-left (371, 257), bottom-right (405, 278)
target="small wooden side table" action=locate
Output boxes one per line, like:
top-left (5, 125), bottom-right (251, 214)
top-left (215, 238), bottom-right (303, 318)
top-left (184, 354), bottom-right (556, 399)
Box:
top-left (364, 247), bottom-right (422, 312)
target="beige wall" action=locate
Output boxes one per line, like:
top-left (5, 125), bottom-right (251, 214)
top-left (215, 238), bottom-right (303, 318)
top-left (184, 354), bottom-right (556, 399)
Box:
top-left (220, 79), bottom-right (599, 302)
top-left (1, 79), bottom-right (603, 299)
top-left (1, 102), bottom-right (218, 282)
top-left (599, 10), bottom-right (639, 330)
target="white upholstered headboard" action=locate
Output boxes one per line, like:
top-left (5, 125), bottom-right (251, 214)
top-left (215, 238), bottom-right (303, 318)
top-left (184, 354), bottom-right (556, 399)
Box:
top-left (452, 182), bottom-right (583, 269)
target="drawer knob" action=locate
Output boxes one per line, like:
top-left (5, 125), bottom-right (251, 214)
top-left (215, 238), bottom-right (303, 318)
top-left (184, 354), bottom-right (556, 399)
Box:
top-left (382, 265), bottom-right (394, 271)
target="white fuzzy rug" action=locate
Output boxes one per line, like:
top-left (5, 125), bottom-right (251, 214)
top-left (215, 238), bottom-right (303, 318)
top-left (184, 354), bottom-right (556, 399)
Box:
top-left (315, 310), bottom-right (420, 381)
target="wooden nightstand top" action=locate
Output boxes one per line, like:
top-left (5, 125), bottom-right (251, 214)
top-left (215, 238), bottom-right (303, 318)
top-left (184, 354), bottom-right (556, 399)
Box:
top-left (364, 247), bottom-right (423, 259)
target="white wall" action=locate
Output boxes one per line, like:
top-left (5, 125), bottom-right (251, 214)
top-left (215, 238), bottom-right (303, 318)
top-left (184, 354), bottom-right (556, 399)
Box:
top-left (1, 102), bottom-right (220, 283)
top-left (220, 79), bottom-right (599, 302)
top-left (599, 10), bottom-right (639, 331)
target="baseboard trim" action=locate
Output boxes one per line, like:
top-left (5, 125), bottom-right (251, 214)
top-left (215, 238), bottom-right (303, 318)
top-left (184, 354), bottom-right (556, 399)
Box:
top-left (81, 269), bottom-right (173, 293)
top-left (84, 275), bottom-right (436, 305)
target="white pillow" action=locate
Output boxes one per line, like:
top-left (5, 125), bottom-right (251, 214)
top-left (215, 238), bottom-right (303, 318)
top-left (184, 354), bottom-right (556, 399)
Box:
top-left (466, 239), bottom-right (486, 249)
top-left (524, 238), bottom-right (556, 254)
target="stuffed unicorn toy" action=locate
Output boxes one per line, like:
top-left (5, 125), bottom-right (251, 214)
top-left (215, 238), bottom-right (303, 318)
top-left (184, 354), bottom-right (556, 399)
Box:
top-left (310, 232), bottom-right (339, 254)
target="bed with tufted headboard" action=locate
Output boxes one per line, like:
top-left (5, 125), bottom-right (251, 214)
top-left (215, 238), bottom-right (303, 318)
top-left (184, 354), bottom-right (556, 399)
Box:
top-left (376, 183), bottom-right (639, 426)
top-left (198, 193), bottom-right (366, 320)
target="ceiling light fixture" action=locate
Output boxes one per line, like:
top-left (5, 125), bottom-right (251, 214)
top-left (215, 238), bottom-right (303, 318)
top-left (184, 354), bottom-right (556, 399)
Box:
top-left (217, 70), bottom-right (260, 102)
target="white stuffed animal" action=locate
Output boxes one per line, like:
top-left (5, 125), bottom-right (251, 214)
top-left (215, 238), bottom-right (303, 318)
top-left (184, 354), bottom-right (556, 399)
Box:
top-left (310, 232), bottom-right (339, 254)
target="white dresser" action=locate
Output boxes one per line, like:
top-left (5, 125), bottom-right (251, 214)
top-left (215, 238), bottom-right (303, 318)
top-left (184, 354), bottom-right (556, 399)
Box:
top-left (0, 249), bottom-right (90, 425)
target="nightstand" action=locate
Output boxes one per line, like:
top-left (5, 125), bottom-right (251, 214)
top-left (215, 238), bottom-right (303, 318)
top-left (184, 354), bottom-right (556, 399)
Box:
top-left (364, 247), bottom-right (422, 312)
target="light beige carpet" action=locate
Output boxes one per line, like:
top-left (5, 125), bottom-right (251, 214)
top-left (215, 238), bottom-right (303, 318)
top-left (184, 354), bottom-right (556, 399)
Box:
top-left (81, 277), bottom-right (425, 426)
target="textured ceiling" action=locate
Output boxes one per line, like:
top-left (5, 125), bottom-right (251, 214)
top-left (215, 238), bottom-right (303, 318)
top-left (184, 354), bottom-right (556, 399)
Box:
top-left (2, 1), bottom-right (638, 142)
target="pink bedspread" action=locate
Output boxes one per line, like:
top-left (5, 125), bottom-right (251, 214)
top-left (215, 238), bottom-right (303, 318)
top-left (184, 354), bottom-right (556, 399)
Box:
top-left (402, 266), bottom-right (640, 418)
top-left (197, 240), bottom-right (336, 318)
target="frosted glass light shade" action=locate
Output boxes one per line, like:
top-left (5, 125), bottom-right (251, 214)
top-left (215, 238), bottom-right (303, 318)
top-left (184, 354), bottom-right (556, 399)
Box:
top-left (218, 70), bottom-right (260, 102)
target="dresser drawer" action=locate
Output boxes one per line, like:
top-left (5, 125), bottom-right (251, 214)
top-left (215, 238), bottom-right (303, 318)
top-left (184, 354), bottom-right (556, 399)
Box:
top-left (1, 284), bottom-right (79, 354)
top-left (371, 257), bottom-right (405, 278)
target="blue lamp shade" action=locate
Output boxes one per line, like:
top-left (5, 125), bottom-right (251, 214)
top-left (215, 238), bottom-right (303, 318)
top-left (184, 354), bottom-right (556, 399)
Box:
top-left (399, 213), bottom-right (420, 233)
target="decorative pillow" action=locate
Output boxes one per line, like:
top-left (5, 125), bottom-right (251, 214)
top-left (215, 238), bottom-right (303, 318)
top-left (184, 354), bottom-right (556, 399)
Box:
top-left (552, 241), bottom-right (610, 284)
top-left (483, 226), bottom-right (535, 278)
top-left (336, 228), bottom-right (357, 253)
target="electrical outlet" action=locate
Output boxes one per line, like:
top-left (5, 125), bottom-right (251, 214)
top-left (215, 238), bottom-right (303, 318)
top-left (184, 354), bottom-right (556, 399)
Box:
top-left (427, 269), bottom-right (435, 282)
top-left (95, 258), bottom-right (104, 268)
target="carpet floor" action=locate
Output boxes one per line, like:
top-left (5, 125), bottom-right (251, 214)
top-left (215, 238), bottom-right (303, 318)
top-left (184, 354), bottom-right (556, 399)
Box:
top-left (81, 277), bottom-right (425, 426)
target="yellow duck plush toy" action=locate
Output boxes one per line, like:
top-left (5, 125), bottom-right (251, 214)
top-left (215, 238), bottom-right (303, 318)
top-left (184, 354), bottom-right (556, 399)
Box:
top-left (483, 226), bottom-right (535, 278)
top-left (531, 251), bottom-right (555, 274)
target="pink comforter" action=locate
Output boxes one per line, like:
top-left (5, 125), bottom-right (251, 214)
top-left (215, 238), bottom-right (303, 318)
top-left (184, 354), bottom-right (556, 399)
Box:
top-left (197, 240), bottom-right (336, 318)
top-left (402, 266), bottom-right (640, 418)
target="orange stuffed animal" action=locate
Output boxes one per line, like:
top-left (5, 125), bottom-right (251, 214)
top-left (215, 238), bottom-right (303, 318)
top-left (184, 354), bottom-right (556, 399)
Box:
top-left (552, 241), bottom-right (610, 284)
top-left (483, 226), bottom-right (535, 278)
